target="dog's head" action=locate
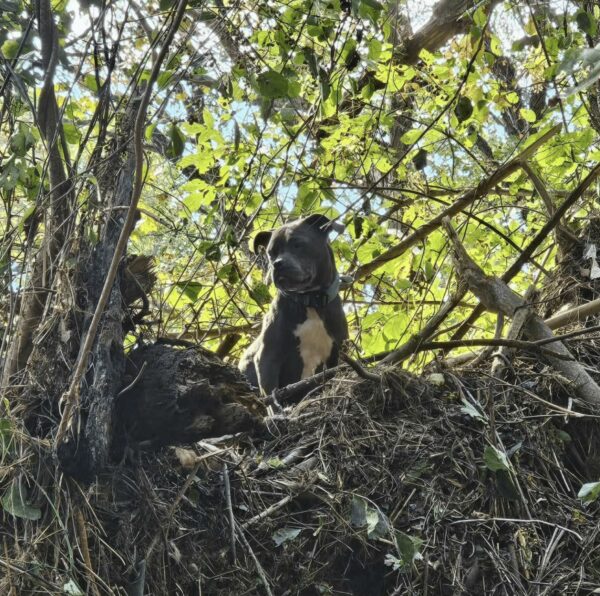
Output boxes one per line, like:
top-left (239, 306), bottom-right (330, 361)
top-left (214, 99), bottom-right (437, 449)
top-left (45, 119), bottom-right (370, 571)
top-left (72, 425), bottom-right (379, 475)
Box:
top-left (252, 214), bottom-right (341, 292)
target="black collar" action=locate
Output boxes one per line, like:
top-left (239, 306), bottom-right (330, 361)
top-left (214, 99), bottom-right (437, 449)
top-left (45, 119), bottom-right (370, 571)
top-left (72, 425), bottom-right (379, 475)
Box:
top-left (278, 273), bottom-right (341, 308)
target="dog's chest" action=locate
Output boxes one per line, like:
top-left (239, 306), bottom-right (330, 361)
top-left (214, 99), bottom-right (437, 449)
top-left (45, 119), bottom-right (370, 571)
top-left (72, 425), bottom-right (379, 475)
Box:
top-left (293, 307), bottom-right (333, 378)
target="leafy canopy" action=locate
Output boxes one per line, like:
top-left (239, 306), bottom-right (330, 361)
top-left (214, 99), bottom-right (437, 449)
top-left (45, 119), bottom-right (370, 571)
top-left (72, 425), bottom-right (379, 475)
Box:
top-left (1, 0), bottom-right (599, 363)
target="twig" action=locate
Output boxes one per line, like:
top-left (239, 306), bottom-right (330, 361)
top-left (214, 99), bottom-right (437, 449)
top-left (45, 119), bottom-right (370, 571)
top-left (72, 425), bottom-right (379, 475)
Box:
top-left (272, 366), bottom-right (342, 404)
top-left (127, 559), bottom-right (146, 596)
top-left (117, 361), bottom-right (147, 397)
top-left (223, 463), bottom-right (237, 564)
top-left (3, 538), bottom-right (16, 596)
top-left (74, 507), bottom-right (101, 596)
top-left (442, 321), bottom-right (600, 369)
top-left (146, 459), bottom-right (201, 560)
top-left (545, 299), bottom-right (600, 330)
top-left (443, 217), bottom-right (600, 406)
top-left (414, 337), bottom-right (572, 359)
top-left (353, 124), bottom-right (561, 280)
top-left (491, 296), bottom-right (531, 381)
top-left (382, 290), bottom-right (467, 364)
top-left (449, 518), bottom-right (582, 541)
top-left (451, 157), bottom-right (600, 343)
top-left (340, 352), bottom-right (381, 381)
top-left (241, 495), bottom-right (294, 529)
top-left (234, 521), bottom-right (275, 596)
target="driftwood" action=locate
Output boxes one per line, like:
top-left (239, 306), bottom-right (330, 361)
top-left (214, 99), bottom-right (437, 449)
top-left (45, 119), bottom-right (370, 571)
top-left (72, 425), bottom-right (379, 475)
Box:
top-left (443, 217), bottom-right (600, 407)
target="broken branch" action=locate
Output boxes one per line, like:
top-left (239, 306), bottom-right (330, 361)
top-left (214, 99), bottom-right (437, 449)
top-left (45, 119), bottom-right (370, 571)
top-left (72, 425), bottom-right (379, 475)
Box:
top-left (443, 217), bottom-right (600, 406)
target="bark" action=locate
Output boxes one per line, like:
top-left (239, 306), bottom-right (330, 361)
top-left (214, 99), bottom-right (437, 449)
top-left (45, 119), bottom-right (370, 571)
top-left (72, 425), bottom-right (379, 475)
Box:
top-left (56, 0), bottom-right (189, 479)
top-left (55, 100), bottom-right (139, 479)
top-left (401, 0), bottom-right (481, 64)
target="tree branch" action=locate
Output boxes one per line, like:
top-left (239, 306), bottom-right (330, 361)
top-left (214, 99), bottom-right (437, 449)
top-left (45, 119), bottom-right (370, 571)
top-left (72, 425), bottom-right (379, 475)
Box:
top-left (450, 157), bottom-right (600, 343)
top-left (353, 124), bottom-right (561, 281)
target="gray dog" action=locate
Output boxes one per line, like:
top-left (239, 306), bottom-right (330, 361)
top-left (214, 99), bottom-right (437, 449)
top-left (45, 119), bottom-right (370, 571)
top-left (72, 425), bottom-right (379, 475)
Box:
top-left (239, 214), bottom-right (348, 395)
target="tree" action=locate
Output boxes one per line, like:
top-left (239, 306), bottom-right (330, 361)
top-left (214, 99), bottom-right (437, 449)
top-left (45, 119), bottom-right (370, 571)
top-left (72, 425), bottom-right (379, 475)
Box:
top-left (2, 0), bottom-right (600, 593)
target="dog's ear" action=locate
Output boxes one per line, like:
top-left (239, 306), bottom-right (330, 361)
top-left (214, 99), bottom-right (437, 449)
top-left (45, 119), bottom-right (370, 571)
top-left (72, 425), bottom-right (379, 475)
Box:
top-left (252, 230), bottom-right (272, 254)
top-left (302, 214), bottom-right (344, 234)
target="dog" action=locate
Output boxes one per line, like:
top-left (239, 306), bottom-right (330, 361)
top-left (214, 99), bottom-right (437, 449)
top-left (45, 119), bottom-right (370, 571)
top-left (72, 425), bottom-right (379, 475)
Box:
top-left (239, 214), bottom-right (348, 395)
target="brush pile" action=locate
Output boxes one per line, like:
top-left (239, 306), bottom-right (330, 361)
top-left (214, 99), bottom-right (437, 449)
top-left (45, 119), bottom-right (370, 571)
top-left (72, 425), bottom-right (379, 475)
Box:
top-left (4, 340), bottom-right (600, 595)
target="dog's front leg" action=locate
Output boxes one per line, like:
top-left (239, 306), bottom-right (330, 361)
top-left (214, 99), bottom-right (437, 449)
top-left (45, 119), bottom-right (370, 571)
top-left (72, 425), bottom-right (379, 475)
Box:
top-left (254, 348), bottom-right (282, 396)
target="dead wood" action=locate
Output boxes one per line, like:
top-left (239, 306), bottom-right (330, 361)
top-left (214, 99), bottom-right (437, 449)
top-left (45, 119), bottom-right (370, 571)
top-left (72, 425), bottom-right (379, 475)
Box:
top-left (115, 343), bottom-right (266, 450)
top-left (2, 0), bottom-right (73, 385)
top-left (55, 0), bottom-right (189, 479)
top-left (545, 295), bottom-right (600, 330)
top-left (490, 298), bottom-right (532, 381)
top-left (443, 217), bottom-right (600, 407)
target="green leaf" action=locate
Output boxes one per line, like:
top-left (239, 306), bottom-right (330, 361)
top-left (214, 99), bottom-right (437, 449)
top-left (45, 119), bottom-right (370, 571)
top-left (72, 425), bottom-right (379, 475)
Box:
top-left (350, 495), bottom-right (389, 539)
top-left (519, 108), bottom-right (536, 123)
top-left (400, 129), bottom-right (421, 145)
top-left (204, 243), bottom-right (221, 262)
top-left (167, 124), bottom-right (186, 159)
top-left (82, 74), bottom-right (99, 92)
top-left (63, 122), bottom-right (81, 145)
top-left (319, 68), bottom-right (331, 101)
top-left (576, 10), bottom-right (596, 36)
top-left (558, 430), bottom-right (572, 443)
top-left (412, 148), bottom-right (428, 170)
top-left (217, 264), bottom-right (239, 284)
top-left (460, 398), bottom-right (485, 421)
top-left (175, 281), bottom-right (203, 302)
top-left (1, 39), bottom-right (19, 59)
top-left (157, 70), bottom-right (175, 89)
top-left (395, 530), bottom-right (423, 566)
top-left (454, 96), bottom-right (473, 123)
top-left (1, 480), bottom-right (42, 520)
top-left (249, 282), bottom-right (272, 306)
top-left (0, 418), bottom-right (14, 461)
top-left (272, 527), bottom-right (301, 546)
top-left (578, 481), bottom-right (600, 503)
top-left (257, 70), bottom-right (289, 99)
top-left (358, 0), bottom-right (383, 24)
top-left (368, 39), bottom-right (382, 61)
top-left (304, 48), bottom-right (319, 78)
top-left (483, 445), bottom-right (511, 472)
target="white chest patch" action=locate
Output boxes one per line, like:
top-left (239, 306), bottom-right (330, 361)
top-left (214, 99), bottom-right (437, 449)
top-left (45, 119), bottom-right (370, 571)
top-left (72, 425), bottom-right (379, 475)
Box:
top-left (293, 307), bottom-right (334, 379)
